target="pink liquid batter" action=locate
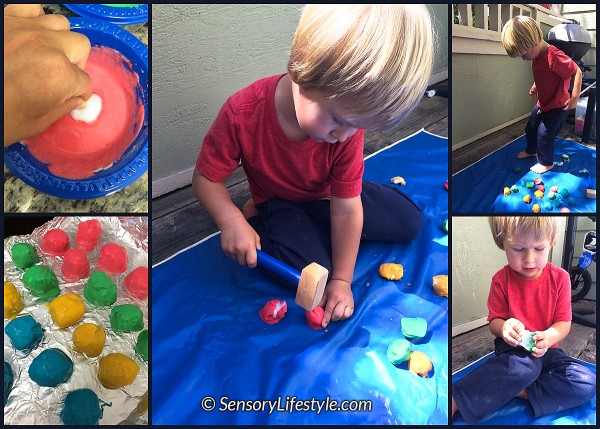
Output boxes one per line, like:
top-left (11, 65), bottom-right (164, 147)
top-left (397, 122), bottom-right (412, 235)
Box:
top-left (23, 46), bottom-right (144, 180)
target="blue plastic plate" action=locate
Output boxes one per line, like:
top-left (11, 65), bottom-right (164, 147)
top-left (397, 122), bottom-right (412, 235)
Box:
top-left (4, 18), bottom-right (148, 200)
top-left (63, 4), bottom-right (148, 25)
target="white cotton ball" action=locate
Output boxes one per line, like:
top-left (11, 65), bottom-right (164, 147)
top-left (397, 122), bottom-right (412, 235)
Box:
top-left (70, 93), bottom-right (102, 123)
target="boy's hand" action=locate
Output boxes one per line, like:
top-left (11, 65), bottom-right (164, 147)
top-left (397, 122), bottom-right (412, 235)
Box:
top-left (529, 83), bottom-right (537, 99)
top-left (502, 318), bottom-right (525, 347)
top-left (563, 95), bottom-right (579, 111)
top-left (531, 331), bottom-right (549, 358)
top-left (319, 279), bottom-right (354, 328)
top-left (219, 217), bottom-right (261, 268)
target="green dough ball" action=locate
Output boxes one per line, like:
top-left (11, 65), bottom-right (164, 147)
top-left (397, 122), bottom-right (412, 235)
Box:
top-left (562, 154), bottom-right (570, 162)
top-left (401, 317), bottom-right (428, 339)
top-left (135, 330), bottom-right (148, 361)
top-left (29, 348), bottom-right (73, 387)
top-left (61, 389), bottom-right (104, 425)
top-left (525, 182), bottom-right (534, 189)
top-left (512, 167), bottom-right (521, 173)
top-left (518, 330), bottom-right (537, 352)
top-left (110, 304), bottom-right (144, 332)
top-left (510, 185), bottom-right (519, 193)
top-left (84, 272), bottom-right (117, 307)
top-left (387, 339), bottom-right (411, 365)
top-left (22, 265), bottom-right (60, 299)
top-left (441, 219), bottom-right (448, 233)
top-left (11, 243), bottom-right (39, 270)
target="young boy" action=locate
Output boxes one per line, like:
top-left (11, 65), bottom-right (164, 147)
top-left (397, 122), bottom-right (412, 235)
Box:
top-left (501, 16), bottom-right (582, 174)
top-left (193, 5), bottom-right (433, 327)
top-left (452, 217), bottom-right (596, 423)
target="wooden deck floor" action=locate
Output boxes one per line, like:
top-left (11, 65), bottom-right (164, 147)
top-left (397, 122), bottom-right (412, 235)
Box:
top-left (152, 84), bottom-right (448, 265)
top-left (452, 299), bottom-right (596, 373)
top-left (452, 115), bottom-right (596, 175)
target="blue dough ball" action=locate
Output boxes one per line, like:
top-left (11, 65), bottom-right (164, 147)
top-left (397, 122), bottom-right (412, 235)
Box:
top-left (61, 389), bottom-right (103, 425)
top-left (5, 315), bottom-right (44, 351)
top-left (543, 202), bottom-right (553, 211)
top-left (4, 362), bottom-right (14, 407)
top-left (29, 349), bottom-right (73, 387)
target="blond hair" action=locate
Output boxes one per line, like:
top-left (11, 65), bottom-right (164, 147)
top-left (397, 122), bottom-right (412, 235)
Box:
top-left (489, 216), bottom-right (557, 250)
top-left (287, 4), bottom-right (434, 131)
top-left (501, 16), bottom-right (543, 57)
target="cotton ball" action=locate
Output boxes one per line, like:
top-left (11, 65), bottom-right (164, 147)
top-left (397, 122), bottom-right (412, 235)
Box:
top-left (70, 93), bottom-right (102, 123)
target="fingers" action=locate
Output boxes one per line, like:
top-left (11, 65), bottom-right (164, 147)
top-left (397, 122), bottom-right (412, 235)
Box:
top-left (33, 96), bottom-right (87, 137)
top-left (321, 301), bottom-right (354, 327)
top-left (246, 248), bottom-right (258, 269)
top-left (31, 13), bottom-right (70, 31)
top-left (4, 4), bottom-right (44, 18)
top-left (50, 29), bottom-right (92, 71)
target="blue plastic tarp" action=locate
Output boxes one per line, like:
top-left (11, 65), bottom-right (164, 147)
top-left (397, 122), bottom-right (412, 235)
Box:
top-left (152, 130), bottom-right (448, 424)
top-left (452, 135), bottom-right (596, 213)
top-left (452, 353), bottom-right (596, 425)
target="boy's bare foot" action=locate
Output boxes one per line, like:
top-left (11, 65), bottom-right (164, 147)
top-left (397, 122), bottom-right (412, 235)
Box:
top-left (517, 151), bottom-right (536, 159)
top-left (530, 163), bottom-right (554, 174)
top-left (242, 198), bottom-right (259, 219)
top-left (515, 389), bottom-right (528, 400)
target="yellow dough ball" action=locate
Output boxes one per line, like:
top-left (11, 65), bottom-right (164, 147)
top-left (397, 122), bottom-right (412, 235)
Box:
top-left (379, 263), bottom-right (404, 280)
top-left (98, 353), bottom-right (140, 389)
top-left (432, 274), bottom-right (448, 297)
top-left (48, 293), bottom-right (85, 328)
top-left (73, 323), bottom-right (106, 357)
top-left (409, 350), bottom-right (433, 377)
top-left (4, 281), bottom-right (24, 319)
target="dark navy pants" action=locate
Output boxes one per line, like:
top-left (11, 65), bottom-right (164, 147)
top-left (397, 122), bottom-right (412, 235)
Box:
top-left (524, 105), bottom-right (569, 166)
top-left (453, 337), bottom-right (596, 423)
top-left (247, 181), bottom-right (422, 286)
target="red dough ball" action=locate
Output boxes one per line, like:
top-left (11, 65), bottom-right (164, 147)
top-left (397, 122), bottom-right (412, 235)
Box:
top-left (41, 229), bottom-right (70, 256)
top-left (537, 185), bottom-right (545, 192)
top-left (98, 242), bottom-right (128, 274)
top-left (444, 180), bottom-right (448, 191)
top-left (534, 177), bottom-right (542, 185)
top-left (306, 306), bottom-right (325, 330)
top-left (76, 219), bottom-right (102, 252)
top-left (259, 299), bottom-right (287, 324)
top-left (124, 267), bottom-right (149, 300)
top-left (61, 248), bottom-right (90, 281)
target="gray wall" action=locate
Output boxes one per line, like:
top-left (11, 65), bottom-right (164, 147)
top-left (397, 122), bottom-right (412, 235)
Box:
top-left (451, 217), bottom-right (506, 327)
top-left (152, 4), bottom-right (303, 194)
top-left (451, 53), bottom-right (533, 147)
top-left (152, 4), bottom-right (449, 196)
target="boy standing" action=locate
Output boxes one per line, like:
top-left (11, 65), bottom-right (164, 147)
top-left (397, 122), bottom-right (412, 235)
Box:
top-left (502, 16), bottom-right (582, 174)
top-left (451, 217), bottom-right (596, 422)
top-left (193, 5), bottom-right (434, 327)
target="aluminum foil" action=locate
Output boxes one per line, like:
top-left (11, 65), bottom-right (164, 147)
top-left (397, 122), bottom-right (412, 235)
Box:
top-left (4, 216), bottom-right (148, 425)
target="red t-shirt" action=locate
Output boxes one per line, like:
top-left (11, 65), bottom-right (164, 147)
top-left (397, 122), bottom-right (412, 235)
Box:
top-left (487, 263), bottom-right (572, 348)
top-left (196, 74), bottom-right (365, 205)
top-left (532, 44), bottom-right (578, 112)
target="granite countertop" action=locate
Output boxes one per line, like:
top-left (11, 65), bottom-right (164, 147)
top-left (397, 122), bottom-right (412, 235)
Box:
top-left (3, 5), bottom-right (149, 213)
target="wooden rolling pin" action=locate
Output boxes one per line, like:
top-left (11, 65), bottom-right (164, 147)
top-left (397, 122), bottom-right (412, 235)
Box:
top-left (256, 249), bottom-right (328, 311)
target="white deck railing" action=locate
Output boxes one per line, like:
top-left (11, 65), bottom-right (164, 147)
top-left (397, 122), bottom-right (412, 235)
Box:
top-left (452, 4), bottom-right (565, 54)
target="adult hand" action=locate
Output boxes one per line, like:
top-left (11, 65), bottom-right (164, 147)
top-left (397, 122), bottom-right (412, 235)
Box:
top-left (502, 318), bottom-right (525, 347)
top-left (4, 4), bottom-right (92, 146)
top-left (319, 278), bottom-right (354, 328)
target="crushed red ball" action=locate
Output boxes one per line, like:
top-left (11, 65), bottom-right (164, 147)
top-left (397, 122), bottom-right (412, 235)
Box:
top-left (259, 299), bottom-right (287, 324)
